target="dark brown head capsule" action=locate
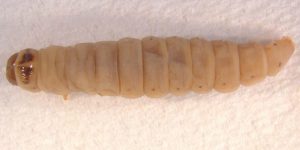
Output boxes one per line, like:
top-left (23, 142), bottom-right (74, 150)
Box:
top-left (6, 48), bottom-right (40, 92)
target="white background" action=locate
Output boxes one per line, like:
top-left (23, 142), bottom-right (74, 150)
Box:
top-left (0, 0), bottom-right (300, 149)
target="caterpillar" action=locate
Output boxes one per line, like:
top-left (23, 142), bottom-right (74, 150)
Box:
top-left (6, 36), bottom-right (295, 99)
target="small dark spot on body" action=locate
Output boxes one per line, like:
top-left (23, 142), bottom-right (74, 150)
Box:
top-left (250, 75), bottom-right (255, 79)
top-left (19, 50), bottom-right (33, 64)
top-left (278, 62), bottom-right (282, 67)
top-left (222, 82), bottom-right (226, 86)
top-left (176, 87), bottom-right (180, 90)
top-left (151, 88), bottom-right (155, 91)
top-left (198, 85), bottom-right (202, 89)
top-left (273, 43), bottom-right (277, 46)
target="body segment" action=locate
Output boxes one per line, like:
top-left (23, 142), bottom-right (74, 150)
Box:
top-left (118, 38), bottom-right (144, 98)
top-left (166, 37), bottom-right (193, 95)
top-left (190, 38), bottom-right (215, 93)
top-left (142, 36), bottom-right (169, 98)
top-left (239, 43), bottom-right (268, 86)
top-left (213, 41), bottom-right (240, 92)
top-left (94, 41), bottom-right (119, 96)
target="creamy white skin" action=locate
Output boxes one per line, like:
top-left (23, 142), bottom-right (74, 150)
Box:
top-left (6, 37), bottom-right (295, 99)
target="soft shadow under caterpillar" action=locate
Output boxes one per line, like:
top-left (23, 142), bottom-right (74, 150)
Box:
top-left (6, 36), bottom-right (295, 99)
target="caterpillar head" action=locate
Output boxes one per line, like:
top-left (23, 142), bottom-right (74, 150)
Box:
top-left (6, 49), bottom-right (40, 92)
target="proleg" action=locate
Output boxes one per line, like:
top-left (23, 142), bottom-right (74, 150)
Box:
top-left (6, 36), bottom-right (295, 99)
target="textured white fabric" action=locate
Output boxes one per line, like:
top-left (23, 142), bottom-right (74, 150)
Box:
top-left (0, 0), bottom-right (300, 149)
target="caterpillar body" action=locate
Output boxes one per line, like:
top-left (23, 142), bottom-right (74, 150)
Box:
top-left (6, 36), bottom-right (295, 99)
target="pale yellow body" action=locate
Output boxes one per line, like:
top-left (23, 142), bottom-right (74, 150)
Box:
top-left (6, 36), bottom-right (295, 98)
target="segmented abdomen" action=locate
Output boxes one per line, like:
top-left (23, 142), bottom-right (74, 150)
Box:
top-left (35, 36), bottom-right (294, 98)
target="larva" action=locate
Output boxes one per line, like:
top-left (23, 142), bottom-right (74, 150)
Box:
top-left (6, 36), bottom-right (295, 99)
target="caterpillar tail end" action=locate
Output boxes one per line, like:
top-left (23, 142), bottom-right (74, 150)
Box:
top-left (265, 37), bottom-right (295, 76)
